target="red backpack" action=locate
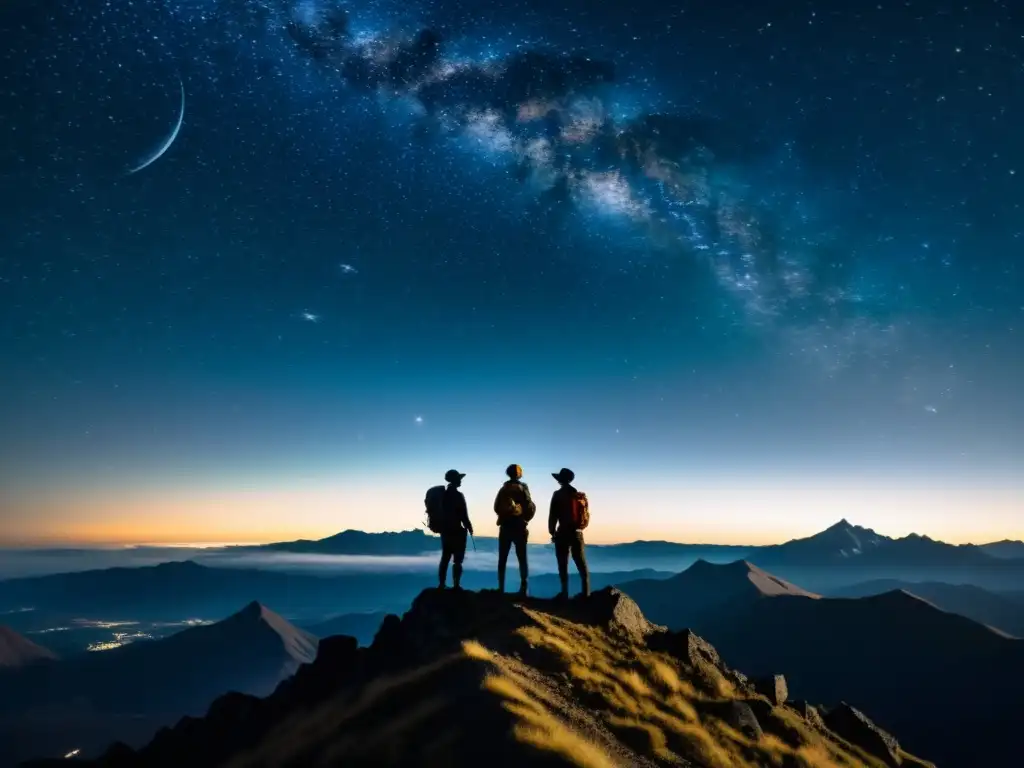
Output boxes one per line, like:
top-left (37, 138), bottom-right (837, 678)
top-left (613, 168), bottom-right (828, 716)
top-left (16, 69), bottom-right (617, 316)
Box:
top-left (568, 491), bottom-right (590, 530)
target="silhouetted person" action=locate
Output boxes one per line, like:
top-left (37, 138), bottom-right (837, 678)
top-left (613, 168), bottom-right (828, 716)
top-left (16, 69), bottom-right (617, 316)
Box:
top-left (548, 467), bottom-right (590, 599)
top-left (494, 463), bottom-right (535, 595)
top-left (436, 469), bottom-right (473, 589)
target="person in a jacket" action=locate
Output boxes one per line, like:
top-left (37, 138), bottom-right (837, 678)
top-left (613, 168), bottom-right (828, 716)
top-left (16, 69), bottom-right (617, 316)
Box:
top-left (493, 463), bottom-right (535, 595)
top-left (438, 469), bottom-right (473, 590)
top-left (548, 467), bottom-right (590, 599)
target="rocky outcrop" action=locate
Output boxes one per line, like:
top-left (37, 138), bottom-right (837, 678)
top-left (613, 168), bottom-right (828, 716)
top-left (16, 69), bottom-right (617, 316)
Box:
top-left (753, 674), bottom-right (788, 705)
top-left (825, 702), bottom-right (904, 766)
top-left (27, 587), bottom-right (932, 768)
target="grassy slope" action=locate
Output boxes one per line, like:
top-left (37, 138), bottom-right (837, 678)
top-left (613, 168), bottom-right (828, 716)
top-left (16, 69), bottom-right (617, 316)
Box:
top-left (224, 597), bottom-right (933, 768)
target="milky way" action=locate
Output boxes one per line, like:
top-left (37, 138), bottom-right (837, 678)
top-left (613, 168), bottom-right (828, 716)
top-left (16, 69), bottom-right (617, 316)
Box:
top-left (165, 0), bottom-right (910, 374)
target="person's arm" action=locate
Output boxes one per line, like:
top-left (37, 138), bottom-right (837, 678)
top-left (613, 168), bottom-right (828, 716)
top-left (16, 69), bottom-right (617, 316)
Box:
top-left (522, 482), bottom-right (537, 518)
top-left (494, 485), bottom-right (505, 514)
top-left (548, 491), bottom-right (558, 538)
top-left (460, 493), bottom-right (473, 535)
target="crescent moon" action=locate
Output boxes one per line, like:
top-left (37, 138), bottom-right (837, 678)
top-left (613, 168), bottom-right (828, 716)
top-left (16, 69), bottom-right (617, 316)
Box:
top-left (127, 80), bottom-right (185, 175)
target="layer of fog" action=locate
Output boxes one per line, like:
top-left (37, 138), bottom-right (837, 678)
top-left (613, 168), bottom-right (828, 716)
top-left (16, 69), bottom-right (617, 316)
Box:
top-left (0, 545), bottom-right (717, 580)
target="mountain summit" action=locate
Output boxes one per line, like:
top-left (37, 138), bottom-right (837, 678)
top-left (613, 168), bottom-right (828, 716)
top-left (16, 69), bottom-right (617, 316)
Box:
top-left (1, 602), bottom-right (317, 766)
top-left (749, 519), bottom-right (994, 567)
top-left (0, 625), bottom-right (57, 668)
top-left (45, 587), bottom-right (933, 768)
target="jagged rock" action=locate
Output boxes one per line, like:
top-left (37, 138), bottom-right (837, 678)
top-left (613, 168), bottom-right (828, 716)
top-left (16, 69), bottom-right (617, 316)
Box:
top-left (824, 702), bottom-right (902, 766)
top-left (651, 628), bottom-right (750, 694)
top-left (315, 634), bottom-right (359, 673)
top-left (586, 587), bottom-right (662, 640)
top-left (370, 613), bottom-right (403, 653)
top-left (655, 628), bottom-right (722, 668)
top-left (753, 674), bottom-right (788, 705)
top-left (205, 691), bottom-right (260, 725)
top-left (745, 696), bottom-right (775, 727)
top-left (726, 700), bottom-right (764, 740)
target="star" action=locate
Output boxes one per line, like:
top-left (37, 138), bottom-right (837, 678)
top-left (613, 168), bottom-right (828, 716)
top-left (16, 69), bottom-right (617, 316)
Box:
top-left (300, 311), bottom-right (320, 323)
top-left (339, 264), bottom-right (358, 275)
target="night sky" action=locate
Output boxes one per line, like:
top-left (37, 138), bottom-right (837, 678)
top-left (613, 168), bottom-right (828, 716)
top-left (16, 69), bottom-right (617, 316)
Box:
top-left (1, 0), bottom-right (1021, 547)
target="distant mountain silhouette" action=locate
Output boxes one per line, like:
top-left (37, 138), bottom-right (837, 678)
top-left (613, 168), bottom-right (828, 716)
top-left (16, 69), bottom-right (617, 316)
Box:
top-left (0, 560), bottom-right (428, 620)
top-left (749, 519), bottom-right (995, 567)
top-left (27, 588), bottom-right (932, 768)
top-left (0, 560), bottom-right (674, 627)
top-left (979, 539), bottom-right (1024, 559)
top-left (618, 559), bottom-right (819, 627)
top-left (829, 579), bottom-right (1024, 637)
top-left (0, 602), bottom-right (316, 766)
top-left (0, 625), bottom-right (57, 668)
top-left (621, 559), bottom-right (1024, 766)
top-left (245, 522), bottom-right (1022, 580)
top-left (256, 528), bottom-right (436, 555)
top-left (252, 529), bottom-right (752, 571)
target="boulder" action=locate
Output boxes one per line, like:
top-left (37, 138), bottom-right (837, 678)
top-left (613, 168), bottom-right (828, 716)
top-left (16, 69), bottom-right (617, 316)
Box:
top-left (726, 700), bottom-right (764, 741)
top-left (700, 699), bottom-right (764, 741)
top-left (588, 588), bottom-right (662, 640)
top-left (824, 702), bottom-right (902, 766)
top-left (753, 674), bottom-right (788, 705)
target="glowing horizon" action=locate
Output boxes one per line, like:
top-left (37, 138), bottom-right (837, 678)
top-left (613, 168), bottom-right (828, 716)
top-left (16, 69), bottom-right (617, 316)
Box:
top-left (4, 473), bottom-right (1021, 549)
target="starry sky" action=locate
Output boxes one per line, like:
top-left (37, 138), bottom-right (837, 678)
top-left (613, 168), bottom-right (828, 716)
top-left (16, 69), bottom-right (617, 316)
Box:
top-left (1, 0), bottom-right (1021, 548)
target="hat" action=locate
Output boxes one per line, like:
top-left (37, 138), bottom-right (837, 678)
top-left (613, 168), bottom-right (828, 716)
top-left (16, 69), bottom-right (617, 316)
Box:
top-left (552, 467), bottom-right (575, 483)
top-left (505, 463), bottom-right (523, 479)
top-left (444, 469), bottom-right (466, 483)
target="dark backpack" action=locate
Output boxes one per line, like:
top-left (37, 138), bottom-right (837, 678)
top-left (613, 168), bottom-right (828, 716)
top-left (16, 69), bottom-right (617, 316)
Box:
top-left (568, 491), bottom-right (590, 531)
top-left (424, 485), bottom-right (446, 533)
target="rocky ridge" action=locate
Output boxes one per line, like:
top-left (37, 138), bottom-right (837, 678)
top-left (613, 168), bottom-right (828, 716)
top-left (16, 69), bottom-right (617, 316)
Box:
top-left (43, 587), bottom-right (933, 768)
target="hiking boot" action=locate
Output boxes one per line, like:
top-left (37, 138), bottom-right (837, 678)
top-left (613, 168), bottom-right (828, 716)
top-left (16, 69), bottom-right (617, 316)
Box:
top-left (555, 590), bottom-right (569, 601)
top-left (518, 581), bottom-right (528, 597)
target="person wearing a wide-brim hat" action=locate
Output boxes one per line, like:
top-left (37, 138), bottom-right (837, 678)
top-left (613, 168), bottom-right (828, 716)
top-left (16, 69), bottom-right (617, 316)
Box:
top-left (493, 463), bottom-right (536, 596)
top-left (548, 467), bottom-right (590, 599)
top-left (438, 469), bottom-right (473, 590)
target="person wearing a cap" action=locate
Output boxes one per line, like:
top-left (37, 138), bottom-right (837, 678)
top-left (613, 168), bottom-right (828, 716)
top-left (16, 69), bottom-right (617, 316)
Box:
top-left (548, 467), bottom-right (590, 599)
top-left (493, 463), bottom-right (536, 596)
top-left (438, 469), bottom-right (473, 590)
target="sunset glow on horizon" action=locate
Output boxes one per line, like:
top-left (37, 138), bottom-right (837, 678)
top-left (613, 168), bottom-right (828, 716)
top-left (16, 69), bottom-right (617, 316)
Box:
top-left (4, 472), bottom-right (1021, 549)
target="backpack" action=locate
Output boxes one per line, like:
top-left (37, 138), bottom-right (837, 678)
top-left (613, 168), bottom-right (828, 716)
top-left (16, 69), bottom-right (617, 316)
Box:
top-left (568, 491), bottom-right (590, 531)
top-left (424, 485), bottom-right (446, 533)
top-left (496, 482), bottom-right (536, 524)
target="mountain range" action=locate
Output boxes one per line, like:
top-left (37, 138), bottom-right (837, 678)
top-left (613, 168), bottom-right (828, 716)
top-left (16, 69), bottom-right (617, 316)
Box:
top-left (241, 521), bottom-right (1024, 593)
top-left (0, 625), bottom-right (57, 668)
top-left (25, 587), bottom-right (934, 768)
top-left (251, 520), bottom-right (1024, 565)
top-left (0, 602), bottom-right (316, 766)
top-left (618, 559), bottom-right (1024, 766)
top-left (0, 561), bottom-right (674, 645)
top-left (748, 520), bottom-right (998, 567)
top-left (827, 578), bottom-right (1024, 637)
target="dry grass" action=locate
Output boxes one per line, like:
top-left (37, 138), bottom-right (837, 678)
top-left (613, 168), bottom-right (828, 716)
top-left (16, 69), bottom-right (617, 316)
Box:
top-left (230, 601), bottom-right (934, 768)
top-left (480, 668), bottom-right (619, 768)
top-left (487, 607), bottom-right (935, 768)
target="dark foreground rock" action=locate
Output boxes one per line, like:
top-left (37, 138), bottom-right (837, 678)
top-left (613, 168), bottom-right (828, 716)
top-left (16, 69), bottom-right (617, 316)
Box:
top-left (24, 588), bottom-right (933, 768)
